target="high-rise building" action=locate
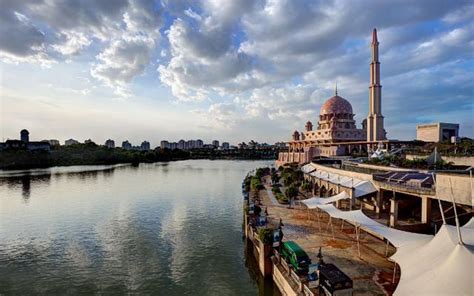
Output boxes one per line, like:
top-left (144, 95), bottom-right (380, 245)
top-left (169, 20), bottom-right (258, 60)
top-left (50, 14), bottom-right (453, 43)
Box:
top-left (122, 140), bottom-right (132, 150)
top-left (212, 140), bottom-right (219, 148)
top-left (160, 140), bottom-right (169, 149)
top-left (366, 28), bottom-right (386, 142)
top-left (141, 141), bottom-right (150, 151)
top-left (196, 139), bottom-right (203, 148)
top-left (178, 140), bottom-right (185, 150)
top-left (221, 142), bottom-right (230, 149)
top-left (105, 139), bottom-right (115, 148)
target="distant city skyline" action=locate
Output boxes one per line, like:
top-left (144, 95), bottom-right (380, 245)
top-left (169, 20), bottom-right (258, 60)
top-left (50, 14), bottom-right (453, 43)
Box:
top-left (1, 1), bottom-right (473, 144)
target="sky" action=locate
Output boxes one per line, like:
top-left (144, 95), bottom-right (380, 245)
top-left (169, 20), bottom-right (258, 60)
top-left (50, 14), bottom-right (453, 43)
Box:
top-left (0, 0), bottom-right (473, 147)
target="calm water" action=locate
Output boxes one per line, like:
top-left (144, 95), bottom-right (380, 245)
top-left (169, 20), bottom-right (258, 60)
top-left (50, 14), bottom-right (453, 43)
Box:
top-left (0, 160), bottom-right (273, 295)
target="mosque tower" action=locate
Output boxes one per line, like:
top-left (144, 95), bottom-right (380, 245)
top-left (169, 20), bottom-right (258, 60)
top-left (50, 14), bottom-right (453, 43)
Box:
top-left (366, 28), bottom-right (386, 142)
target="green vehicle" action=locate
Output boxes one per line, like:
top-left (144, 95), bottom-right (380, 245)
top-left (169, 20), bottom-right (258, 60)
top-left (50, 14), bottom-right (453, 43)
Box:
top-left (280, 241), bottom-right (311, 275)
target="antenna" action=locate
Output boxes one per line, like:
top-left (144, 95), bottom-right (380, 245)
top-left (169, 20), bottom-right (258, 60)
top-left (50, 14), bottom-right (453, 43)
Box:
top-left (335, 82), bottom-right (338, 96)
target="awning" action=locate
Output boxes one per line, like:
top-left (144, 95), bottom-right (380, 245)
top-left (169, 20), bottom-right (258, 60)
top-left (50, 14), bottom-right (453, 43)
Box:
top-left (301, 163), bottom-right (317, 174)
top-left (353, 181), bottom-right (377, 198)
top-left (315, 204), bottom-right (432, 248)
top-left (308, 169), bottom-right (377, 197)
top-left (392, 219), bottom-right (474, 296)
top-left (301, 191), bottom-right (351, 209)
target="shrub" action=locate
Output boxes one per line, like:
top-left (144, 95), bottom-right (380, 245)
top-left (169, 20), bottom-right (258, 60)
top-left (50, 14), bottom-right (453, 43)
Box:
top-left (276, 193), bottom-right (288, 204)
top-left (258, 227), bottom-right (274, 245)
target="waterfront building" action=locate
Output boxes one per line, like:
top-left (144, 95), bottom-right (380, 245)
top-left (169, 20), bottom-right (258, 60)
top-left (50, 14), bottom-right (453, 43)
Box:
top-left (278, 29), bottom-right (388, 165)
top-left (222, 142), bottom-right (230, 150)
top-left (212, 140), bottom-right (219, 148)
top-left (105, 139), bottom-right (115, 148)
top-left (178, 139), bottom-right (185, 150)
top-left (140, 141), bottom-right (150, 151)
top-left (1, 130), bottom-right (50, 151)
top-left (65, 139), bottom-right (79, 146)
top-left (122, 140), bottom-right (132, 150)
top-left (160, 140), bottom-right (169, 149)
top-left (416, 122), bottom-right (459, 143)
top-left (196, 139), bottom-right (203, 148)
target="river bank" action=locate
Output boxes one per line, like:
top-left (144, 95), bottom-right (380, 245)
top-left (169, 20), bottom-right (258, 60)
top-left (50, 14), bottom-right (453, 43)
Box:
top-left (243, 169), bottom-right (398, 295)
top-left (0, 144), bottom-right (276, 170)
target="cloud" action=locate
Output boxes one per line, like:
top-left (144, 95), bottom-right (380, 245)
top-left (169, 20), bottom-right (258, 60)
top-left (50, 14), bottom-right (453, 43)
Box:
top-left (0, 9), bottom-right (50, 64)
top-left (91, 36), bottom-right (156, 97)
top-left (158, 0), bottom-right (258, 101)
top-left (1, 0), bottom-right (473, 140)
top-left (52, 31), bottom-right (92, 55)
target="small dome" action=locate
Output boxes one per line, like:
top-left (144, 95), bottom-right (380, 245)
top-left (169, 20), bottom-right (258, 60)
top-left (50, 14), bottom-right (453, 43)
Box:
top-left (320, 95), bottom-right (353, 115)
top-left (20, 129), bottom-right (29, 134)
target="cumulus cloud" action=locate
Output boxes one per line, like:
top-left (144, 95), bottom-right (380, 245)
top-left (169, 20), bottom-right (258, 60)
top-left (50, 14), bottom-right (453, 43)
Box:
top-left (91, 36), bottom-right (155, 97)
top-left (158, 0), bottom-right (258, 101)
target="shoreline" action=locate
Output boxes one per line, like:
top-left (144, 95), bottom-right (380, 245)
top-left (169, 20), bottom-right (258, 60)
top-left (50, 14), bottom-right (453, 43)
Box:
top-left (0, 157), bottom-right (275, 172)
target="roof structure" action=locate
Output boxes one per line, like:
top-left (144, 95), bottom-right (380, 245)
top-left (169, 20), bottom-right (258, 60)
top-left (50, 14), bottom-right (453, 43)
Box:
top-left (392, 219), bottom-right (474, 296)
top-left (308, 170), bottom-right (377, 197)
top-left (302, 192), bottom-right (350, 208)
top-left (312, 203), bottom-right (473, 295)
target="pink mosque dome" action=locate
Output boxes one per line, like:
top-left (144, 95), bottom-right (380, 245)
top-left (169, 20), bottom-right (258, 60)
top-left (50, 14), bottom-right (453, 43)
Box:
top-left (319, 95), bottom-right (353, 115)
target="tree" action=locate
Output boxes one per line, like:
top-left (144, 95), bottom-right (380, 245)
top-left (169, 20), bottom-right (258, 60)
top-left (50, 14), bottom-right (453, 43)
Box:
top-left (285, 185), bottom-right (299, 208)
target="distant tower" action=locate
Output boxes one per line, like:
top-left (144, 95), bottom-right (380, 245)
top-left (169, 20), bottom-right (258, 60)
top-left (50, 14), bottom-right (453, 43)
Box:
top-left (366, 28), bottom-right (386, 142)
top-left (305, 121), bottom-right (313, 131)
top-left (20, 129), bottom-right (29, 143)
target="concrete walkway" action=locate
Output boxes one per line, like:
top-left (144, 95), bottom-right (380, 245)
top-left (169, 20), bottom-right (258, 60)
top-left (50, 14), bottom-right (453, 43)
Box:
top-left (262, 175), bottom-right (280, 206)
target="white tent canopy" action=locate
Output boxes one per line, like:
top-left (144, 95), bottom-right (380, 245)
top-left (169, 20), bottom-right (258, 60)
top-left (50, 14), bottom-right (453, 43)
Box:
top-left (301, 191), bottom-right (351, 209)
top-left (308, 170), bottom-right (377, 198)
top-left (314, 204), bottom-right (432, 248)
top-left (315, 203), bottom-right (473, 295)
top-left (301, 163), bottom-right (317, 174)
top-left (392, 220), bottom-right (474, 296)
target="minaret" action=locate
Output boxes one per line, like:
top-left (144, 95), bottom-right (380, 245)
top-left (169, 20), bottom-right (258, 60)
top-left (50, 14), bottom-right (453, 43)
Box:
top-left (367, 28), bottom-right (385, 142)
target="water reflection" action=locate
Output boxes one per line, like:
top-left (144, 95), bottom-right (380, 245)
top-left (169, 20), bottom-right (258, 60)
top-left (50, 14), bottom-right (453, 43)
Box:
top-left (0, 160), bottom-right (271, 295)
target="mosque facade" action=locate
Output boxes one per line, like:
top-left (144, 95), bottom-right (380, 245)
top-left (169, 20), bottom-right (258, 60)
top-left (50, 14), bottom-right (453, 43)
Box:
top-left (277, 29), bottom-right (386, 165)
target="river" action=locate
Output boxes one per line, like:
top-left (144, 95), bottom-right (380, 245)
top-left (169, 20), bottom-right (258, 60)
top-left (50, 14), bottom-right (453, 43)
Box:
top-left (0, 160), bottom-right (276, 295)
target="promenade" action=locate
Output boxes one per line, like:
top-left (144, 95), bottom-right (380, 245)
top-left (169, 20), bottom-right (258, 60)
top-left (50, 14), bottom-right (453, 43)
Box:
top-left (260, 176), bottom-right (398, 295)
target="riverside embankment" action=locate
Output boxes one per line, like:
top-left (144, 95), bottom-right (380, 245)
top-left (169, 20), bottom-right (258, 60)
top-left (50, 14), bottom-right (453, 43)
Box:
top-left (243, 168), bottom-right (399, 296)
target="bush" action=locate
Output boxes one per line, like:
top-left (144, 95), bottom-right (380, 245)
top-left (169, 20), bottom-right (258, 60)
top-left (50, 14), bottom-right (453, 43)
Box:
top-left (276, 193), bottom-right (288, 204)
top-left (258, 227), bottom-right (274, 245)
top-left (251, 176), bottom-right (265, 191)
top-left (272, 186), bottom-right (281, 194)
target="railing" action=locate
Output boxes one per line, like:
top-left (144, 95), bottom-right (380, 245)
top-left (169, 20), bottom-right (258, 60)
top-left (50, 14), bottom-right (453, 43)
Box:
top-left (373, 179), bottom-right (435, 195)
top-left (272, 249), bottom-right (316, 296)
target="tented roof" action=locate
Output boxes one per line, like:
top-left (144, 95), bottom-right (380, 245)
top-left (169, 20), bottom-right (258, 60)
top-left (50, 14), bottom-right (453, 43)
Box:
top-left (307, 170), bottom-right (376, 198)
top-left (301, 191), bottom-right (350, 209)
top-left (301, 163), bottom-right (317, 174)
top-left (392, 219), bottom-right (474, 296)
top-left (313, 196), bottom-right (473, 295)
top-left (315, 204), bottom-right (432, 249)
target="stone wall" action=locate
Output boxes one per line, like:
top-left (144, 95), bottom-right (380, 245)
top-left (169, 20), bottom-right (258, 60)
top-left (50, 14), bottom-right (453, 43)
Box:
top-left (435, 173), bottom-right (472, 206)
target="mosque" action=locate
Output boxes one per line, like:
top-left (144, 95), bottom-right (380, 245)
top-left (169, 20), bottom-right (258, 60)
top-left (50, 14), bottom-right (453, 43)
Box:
top-left (277, 29), bottom-right (387, 165)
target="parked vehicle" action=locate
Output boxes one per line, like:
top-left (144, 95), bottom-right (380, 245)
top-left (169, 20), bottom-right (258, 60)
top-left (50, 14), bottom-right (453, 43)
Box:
top-left (280, 241), bottom-right (311, 275)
